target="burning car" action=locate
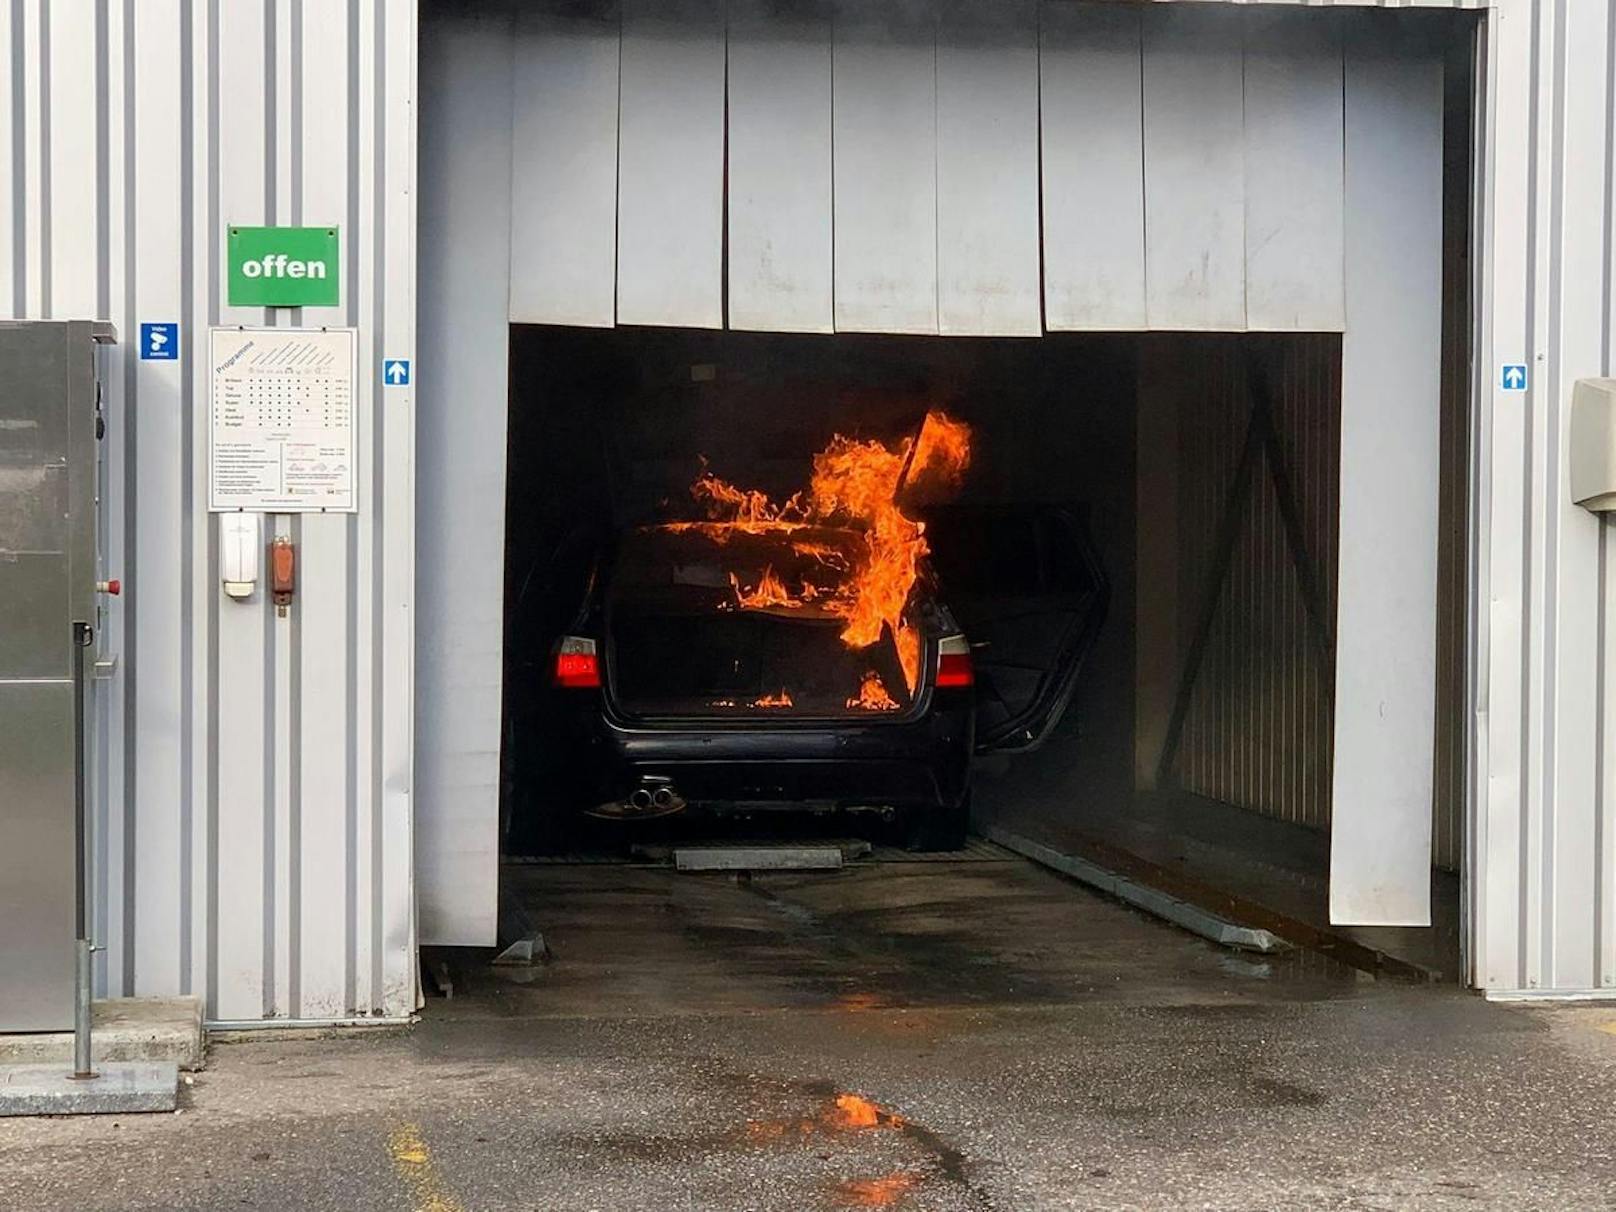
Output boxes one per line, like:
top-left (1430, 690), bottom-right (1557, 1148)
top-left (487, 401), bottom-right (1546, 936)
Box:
top-left (532, 409), bottom-right (1108, 850)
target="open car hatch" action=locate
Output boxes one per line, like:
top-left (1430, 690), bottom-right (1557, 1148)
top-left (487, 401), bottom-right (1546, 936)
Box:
top-left (923, 504), bottom-right (1109, 752)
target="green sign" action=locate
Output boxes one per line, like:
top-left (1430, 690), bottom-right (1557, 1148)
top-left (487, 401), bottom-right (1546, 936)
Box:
top-left (227, 226), bottom-right (339, 307)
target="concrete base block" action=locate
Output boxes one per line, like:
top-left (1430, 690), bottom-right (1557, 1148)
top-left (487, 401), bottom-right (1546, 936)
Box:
top-left (0, 1062), bottom-right (179, 1117)
top-left (0, 998), bottom-right (205, 1071)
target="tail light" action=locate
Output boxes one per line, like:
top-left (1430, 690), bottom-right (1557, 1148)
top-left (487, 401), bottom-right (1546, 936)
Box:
top-left (552, 635), bottom-right (601, 689)
top-left (935, 633), bottom-right (974, 689)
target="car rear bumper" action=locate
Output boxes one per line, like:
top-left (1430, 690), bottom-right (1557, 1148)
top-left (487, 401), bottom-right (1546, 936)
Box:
top-left (560, 700), bottom-right (974, 816)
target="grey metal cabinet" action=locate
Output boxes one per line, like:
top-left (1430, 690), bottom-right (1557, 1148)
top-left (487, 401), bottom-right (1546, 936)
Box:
top-left (0, 321), bottom-right (109, 1031)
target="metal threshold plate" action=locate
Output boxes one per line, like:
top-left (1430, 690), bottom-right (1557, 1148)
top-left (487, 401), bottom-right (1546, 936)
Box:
top-left (674, 846), bottom-right (845, 872)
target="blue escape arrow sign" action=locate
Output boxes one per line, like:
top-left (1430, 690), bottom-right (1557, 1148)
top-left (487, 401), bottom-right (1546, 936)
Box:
top-left (1501, 364), bottom-right (1528, 391)
top-left (384, 358), bottom-right (410, 386)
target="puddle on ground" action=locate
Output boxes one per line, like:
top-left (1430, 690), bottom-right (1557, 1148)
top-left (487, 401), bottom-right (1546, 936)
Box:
top-left (746, 1092), bottom-right (903, 1141)
top-left (835, 1170), bottom-right (924, 1207)
top-left (543, 1076), bottom-right (988, 1210)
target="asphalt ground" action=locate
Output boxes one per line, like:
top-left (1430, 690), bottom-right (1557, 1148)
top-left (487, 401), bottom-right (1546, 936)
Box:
top-left (4, 853), bottom-right (1615, 1211)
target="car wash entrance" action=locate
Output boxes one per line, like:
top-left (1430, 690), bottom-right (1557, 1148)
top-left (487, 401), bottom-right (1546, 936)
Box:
top-left (417, 1), bottom-right (1477, 981)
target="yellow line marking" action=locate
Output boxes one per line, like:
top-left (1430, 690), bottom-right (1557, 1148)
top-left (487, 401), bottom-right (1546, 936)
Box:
top-left (387, 1122), bottom-right (466, 1212)
top-left (1596, 1021), bottom-right (1616, 1037)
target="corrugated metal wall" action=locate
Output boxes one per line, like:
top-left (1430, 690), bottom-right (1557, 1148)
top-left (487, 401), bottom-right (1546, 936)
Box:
top-left (0, 0), bottom-right (418, 1023)
top-left (1157, 330), bottom-right (1468, 877)
top-left (1471, 0), bottom-right (1616, 995)
top-left (4, 0), bottom-right (1614, 1006)
top-left (1165, 336), bottom-right (1343, 836)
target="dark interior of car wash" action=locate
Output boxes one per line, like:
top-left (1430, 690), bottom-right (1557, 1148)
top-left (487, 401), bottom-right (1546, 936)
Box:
top-left (495, 326), bottom-right (1467, 980)
top-left (500, 330), bottom-right (1130, 846)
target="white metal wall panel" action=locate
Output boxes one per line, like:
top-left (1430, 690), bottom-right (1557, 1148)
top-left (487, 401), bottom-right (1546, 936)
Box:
top-left (4, 0), bottom-right (418, 1023)
top-left (296, 0), bottom-right (356, 1021)
top-left (416, 14), bottom-right (510, 948)
top-left (831, 3), bottom-right (938, 334)
top-left (508, 5), bottom-right (619, 328)
top-left (95, 0), bottom-right (130, 1004)
top-left (1539, 0), bottom-right (1609, 994)
top-left (0, 7), bottom-right (12, 313)
top-left (615, 0), bottom-right (724, 328)
top-left (20, 0), bottom-right (43, 316)
top-left (1039, 3), bottom-right (1145, 331)
top-left (181, 0), bottom-right (212, 1009)
top-left (1329, 38), bottom-right (1443, 928)
top-left (1474, 0), bottom-right (1529, 996)
top-left (935, 1), bottom-right (1040, 337)
top-left (378, 0), bottom-right (421, 1017)
top-left (269, 0), bottom-right (294, 1025)
top-left (129, 0), bottom-right (186, 1000)
top-left (46, 0), bottom-right (97, 319)
top-left (726, 0), bottom-right (833, 334)
top-left (212, 0), bottom-right (272, 1022)
top-left (1242, 10), bottom-right (1345, 333)
top-left (1141, 6), bottom-right (1247, 331)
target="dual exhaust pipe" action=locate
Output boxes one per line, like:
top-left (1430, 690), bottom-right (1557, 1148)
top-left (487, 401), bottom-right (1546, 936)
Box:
top-left (629, 784), bottom-right (680, 812)
top-left (588, 779), bottom-right (686, 820)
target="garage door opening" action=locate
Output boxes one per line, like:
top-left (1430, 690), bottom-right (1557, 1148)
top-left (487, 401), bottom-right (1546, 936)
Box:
top-left (416, 0), bottom-right (1478, 977)
top-left (496, 322), bottom-right (1466, 975)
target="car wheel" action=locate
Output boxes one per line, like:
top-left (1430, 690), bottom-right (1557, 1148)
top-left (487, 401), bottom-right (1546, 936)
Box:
top-left (906, 791), bottom-right (971, 852)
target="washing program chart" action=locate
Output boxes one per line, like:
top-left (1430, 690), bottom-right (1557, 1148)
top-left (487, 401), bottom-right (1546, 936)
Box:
top-left (208, 327), bottom-right (358, 512)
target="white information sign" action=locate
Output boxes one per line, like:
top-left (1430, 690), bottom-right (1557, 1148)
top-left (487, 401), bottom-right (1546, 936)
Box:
top-left (208, 327), bottom-right (358, 512)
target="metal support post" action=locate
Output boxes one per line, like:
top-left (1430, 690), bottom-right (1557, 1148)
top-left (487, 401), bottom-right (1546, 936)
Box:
top-left (69, 621), bottom-right (96, 1082)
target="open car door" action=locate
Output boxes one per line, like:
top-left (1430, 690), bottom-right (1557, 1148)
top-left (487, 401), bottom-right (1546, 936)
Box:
top-left (924, 504), bottom-right (1109, 753)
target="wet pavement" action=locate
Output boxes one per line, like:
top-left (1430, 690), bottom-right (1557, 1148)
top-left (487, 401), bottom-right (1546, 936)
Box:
top-left (5, 852), bottom-right (1616, 1210)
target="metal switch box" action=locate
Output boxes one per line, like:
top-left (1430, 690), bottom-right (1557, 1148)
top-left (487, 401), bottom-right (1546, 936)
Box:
top-left (1571, 378), bottom-right (1616, 513)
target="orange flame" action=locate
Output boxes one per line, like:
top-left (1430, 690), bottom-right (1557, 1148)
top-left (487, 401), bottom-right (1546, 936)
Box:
top-left (689, 470), bottom-right (805, 531)
top-left (730, 566), bottom-right (800, 610)
top-left (751, 690), bottom-right (794, 709)
top-left (847, 671), bottom-right (899, 712)
top-left (676, 411), bottom-right (972, 697)
top-left (791, 540), bottom-right (851, 570)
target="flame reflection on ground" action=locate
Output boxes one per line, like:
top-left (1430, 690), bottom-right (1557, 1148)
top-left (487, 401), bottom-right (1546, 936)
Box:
top-left (836, 1172), bottom-right (924, 1207)
top-left (744, 1092), bottom-right (905, 1143)
top-left (741, 1092), bottom-right (930, 1207)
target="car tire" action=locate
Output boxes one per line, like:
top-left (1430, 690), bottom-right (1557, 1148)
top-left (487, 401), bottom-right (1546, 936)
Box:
top-left (906, 791), bottom-right (971, 852)
top-left (508, 797), bottom-right (577, 858)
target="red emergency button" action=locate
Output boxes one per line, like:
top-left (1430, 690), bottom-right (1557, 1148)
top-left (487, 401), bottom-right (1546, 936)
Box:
top-left (96, 579), bottom-right (122, 596)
